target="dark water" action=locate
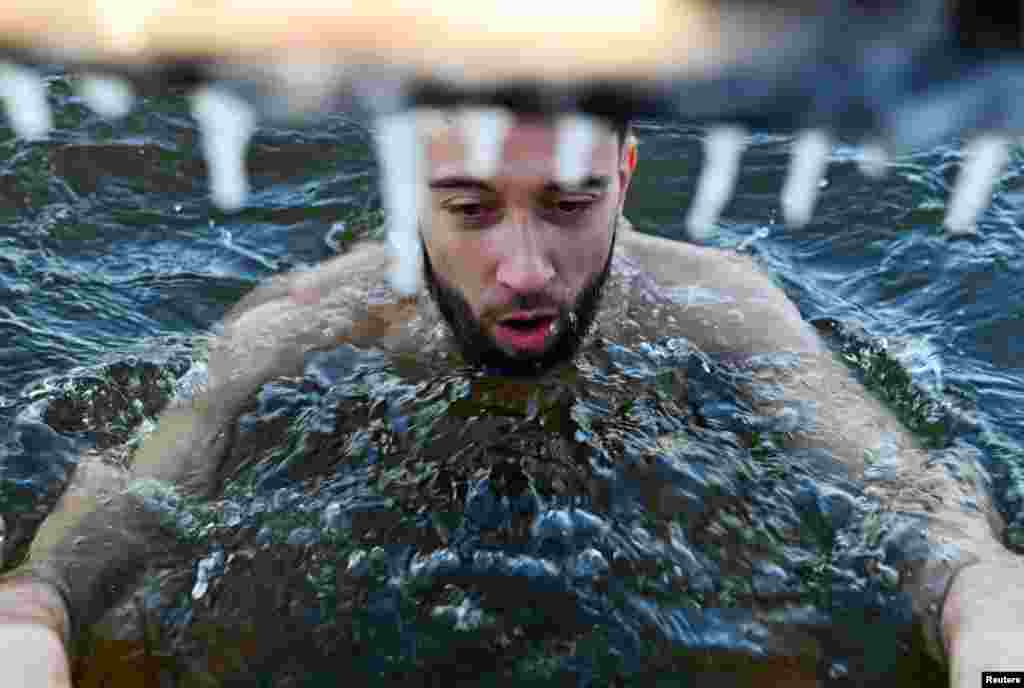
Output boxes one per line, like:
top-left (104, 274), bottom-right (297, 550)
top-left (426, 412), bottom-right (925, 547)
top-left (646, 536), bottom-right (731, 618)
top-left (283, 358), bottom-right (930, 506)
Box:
top-left (1, 75), bottom-right (1022, 686)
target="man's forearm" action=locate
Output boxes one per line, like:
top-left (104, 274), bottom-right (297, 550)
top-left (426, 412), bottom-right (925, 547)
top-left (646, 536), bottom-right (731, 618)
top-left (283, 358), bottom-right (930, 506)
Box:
top-left (751, 348), bottom-right (1012, 663)
top-left (1, 395), bottom-right (236, 643)
top-left (2, 264), bottom-right (361, 645)
top-left (5, 488), bottom-right (179, 643)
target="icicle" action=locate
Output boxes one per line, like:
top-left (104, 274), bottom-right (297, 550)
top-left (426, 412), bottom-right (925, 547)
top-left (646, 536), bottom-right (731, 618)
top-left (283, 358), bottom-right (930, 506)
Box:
top-left (375, 110), bottom-right (425, 296)
top-left (190, 86), bottom-right (256, 212)
top-left (781, 129), bottom-right (831, 228)
top-left (555, 113), bottom-right (599, 186)
top-left (685, 125), bottom-right (747, 239)
top-left (77, 74), bottom-right (135, 119)
top-left (459, 107), bottom-right (512, 179)
top-left (858, 141), bottom-right (889, 180)
top-left (0, 62), bottom-right (52, 140)
top-left (944, 134), bottom-right (1011, 235)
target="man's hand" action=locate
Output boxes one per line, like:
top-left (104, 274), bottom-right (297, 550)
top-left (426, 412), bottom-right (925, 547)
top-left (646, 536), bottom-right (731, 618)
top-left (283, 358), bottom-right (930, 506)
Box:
top-left (0, 578), bottom-right (73, 688)
top-left (943, 555), bottom-right (1024, 688)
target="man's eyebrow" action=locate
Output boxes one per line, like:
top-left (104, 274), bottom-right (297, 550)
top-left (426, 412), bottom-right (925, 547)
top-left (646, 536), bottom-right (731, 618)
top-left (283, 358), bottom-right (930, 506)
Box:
top-left (542, 175), bottom-right (611, 193)
top-left (427, 175), bottom-right (611, 193)
top-left (428, 176), bottom-right (496, 192)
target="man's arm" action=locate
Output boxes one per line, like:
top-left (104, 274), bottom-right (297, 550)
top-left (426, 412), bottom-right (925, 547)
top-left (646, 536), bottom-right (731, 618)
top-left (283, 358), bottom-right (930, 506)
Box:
top-left (0, 378), bottom-right (236, 687)
top-left (740, 334), bottom-right (1014, 663)
top-left (0, 243), bottom-right (394, 686)
top-left (753, 328), bottom-right (1024, 687)
top-left (642, 234), bottom-right (1021, 685)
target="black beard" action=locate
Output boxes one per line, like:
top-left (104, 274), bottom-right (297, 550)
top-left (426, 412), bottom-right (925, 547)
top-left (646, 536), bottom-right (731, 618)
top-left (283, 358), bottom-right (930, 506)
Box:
top-left (422, 229), bottom-right (616, 379)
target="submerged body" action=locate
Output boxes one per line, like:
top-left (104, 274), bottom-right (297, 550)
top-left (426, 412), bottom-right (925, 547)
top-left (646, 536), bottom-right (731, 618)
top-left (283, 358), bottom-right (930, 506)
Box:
top-left (0, 115), bottom-right (1021, 688)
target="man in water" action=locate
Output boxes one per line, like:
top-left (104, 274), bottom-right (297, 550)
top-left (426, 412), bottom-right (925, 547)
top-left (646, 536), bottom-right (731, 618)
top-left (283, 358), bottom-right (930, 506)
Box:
top-left (0, 114), bottom-right (1021, 687)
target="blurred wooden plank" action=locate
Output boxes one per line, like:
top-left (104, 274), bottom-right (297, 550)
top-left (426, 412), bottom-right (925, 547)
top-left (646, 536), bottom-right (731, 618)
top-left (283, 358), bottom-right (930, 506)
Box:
top-left (0, 1), bottom-right (814, 83)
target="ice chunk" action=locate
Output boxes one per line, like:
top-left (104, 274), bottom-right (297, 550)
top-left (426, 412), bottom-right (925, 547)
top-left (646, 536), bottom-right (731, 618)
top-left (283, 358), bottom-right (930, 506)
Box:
top-left (189, 86), bottom-right (256, 212)
top-left (685, 125), bottom-right (747, 239)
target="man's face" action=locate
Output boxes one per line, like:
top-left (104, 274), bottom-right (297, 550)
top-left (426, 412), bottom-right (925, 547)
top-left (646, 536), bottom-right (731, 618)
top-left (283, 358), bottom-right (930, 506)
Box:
top-left (420, 115), bottom-right (637, 377)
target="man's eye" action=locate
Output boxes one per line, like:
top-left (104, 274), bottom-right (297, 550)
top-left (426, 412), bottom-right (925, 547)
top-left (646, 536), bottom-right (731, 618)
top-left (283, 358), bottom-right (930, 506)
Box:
top-left (547, 198), bottom-right (595, 217)
top-left (452, 203), bottom-right (487, 217)
top-left (444, 200), bottom-right (500, 226)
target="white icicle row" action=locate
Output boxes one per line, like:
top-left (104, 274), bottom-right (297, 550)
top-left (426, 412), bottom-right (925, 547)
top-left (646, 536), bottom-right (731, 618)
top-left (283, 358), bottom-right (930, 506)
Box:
top-left (781, 129), bottom-right (831, 228)
top-left (685, 125), bottom-right (748, 239)
top-left (459, 107), bottom-right (512, 179)
top-left (190, 86), bottom-right (256, 212)
top-left (944, 134), bottom-right (1011, 235)
top-left (0, 62), bottom-right (53, 141)
top-left (375, 110), bottom-right (425, 296)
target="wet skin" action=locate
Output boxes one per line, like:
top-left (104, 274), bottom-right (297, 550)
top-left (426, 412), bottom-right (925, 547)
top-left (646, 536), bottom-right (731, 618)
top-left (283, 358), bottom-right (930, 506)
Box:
top-left (2, 117), bottom-right (1023, 688)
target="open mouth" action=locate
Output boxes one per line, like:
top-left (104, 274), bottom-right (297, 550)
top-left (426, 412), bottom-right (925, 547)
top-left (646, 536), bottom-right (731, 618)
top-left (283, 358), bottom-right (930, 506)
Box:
top-left (494, 315), bottom-right (557, 352)
top-left (502, 316), bottom-right (550, 331)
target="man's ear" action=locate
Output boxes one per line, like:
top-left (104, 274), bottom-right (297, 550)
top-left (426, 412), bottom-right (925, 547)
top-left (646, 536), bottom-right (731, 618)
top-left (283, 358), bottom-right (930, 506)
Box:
top-left (624, 138), bottom-right (638, 176)
top-left (618, 137), bottom-right (638, 197)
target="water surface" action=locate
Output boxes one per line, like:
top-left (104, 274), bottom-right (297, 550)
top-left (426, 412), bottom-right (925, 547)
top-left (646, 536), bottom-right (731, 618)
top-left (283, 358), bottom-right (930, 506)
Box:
top-left (0, 76), bottom-right (1022, 686)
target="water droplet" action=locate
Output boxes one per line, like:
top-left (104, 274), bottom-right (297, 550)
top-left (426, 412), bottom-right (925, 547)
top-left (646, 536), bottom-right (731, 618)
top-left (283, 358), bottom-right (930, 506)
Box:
top-left (828, 661), bottom-right (849, 679)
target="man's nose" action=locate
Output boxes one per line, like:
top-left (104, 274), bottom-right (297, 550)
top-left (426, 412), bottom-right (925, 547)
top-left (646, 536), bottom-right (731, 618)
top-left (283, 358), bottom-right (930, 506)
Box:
top-left (495, 219), bottom-right (555, 294)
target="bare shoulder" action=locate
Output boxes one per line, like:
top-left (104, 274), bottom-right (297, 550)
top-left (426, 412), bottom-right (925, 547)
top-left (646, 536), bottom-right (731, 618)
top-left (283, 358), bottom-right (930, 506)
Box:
top-left (618, 224), bottom-right (769, 296)
top-left (336, 239), bottom-right (392, 271)
top-left (226, 240), bottom-right (391, 322)
top-left (210, 240), bottom-right (420, 398)
top-left (616, 222), bottom-right (823, 356)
